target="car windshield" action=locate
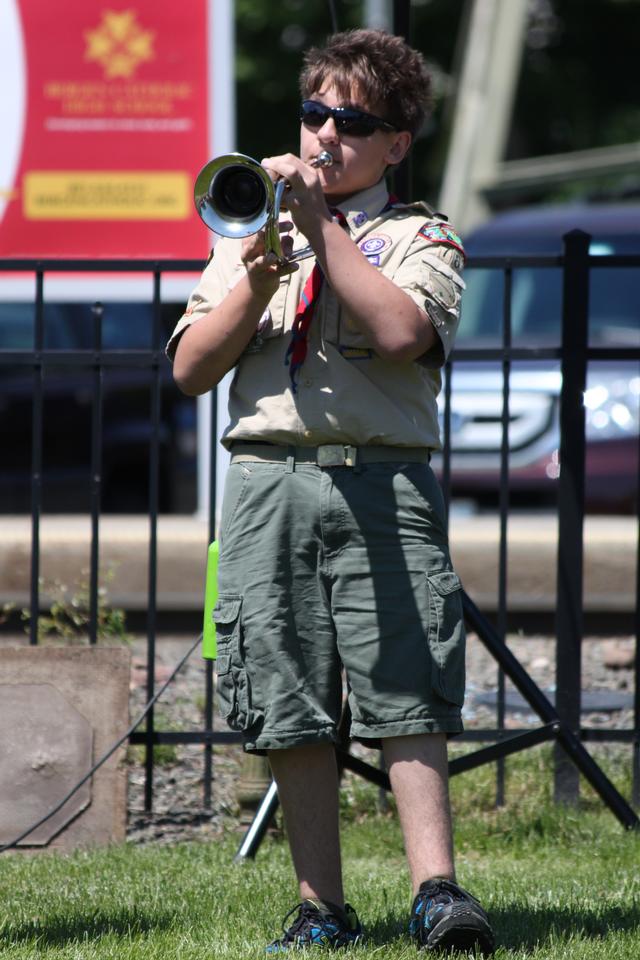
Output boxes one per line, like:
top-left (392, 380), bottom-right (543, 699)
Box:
top-left (460, 226), bottom-right (640, 348)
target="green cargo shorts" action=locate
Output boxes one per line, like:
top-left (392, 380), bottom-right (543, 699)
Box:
top-left (214, 452), bottom-right (465, 752)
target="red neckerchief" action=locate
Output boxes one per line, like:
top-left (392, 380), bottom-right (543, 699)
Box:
top-left (284, 196), bottom-right (399, 393)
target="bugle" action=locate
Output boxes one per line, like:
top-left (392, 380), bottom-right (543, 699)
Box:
top-left (193, 151), bottom-right (333, 263)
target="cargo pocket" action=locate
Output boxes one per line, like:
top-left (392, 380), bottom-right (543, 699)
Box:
top-left (213, 595), bottom-right (251, 729)
top-left (425, 571), bottom-right (465, 706)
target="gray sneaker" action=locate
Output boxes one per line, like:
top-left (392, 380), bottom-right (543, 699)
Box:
top-left (409, 878), bottom-right (494, 954)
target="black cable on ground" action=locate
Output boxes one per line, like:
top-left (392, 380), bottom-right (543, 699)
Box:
top-left (0, 632), bottom-right (203, 854)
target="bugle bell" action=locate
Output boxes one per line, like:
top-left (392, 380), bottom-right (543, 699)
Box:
top-left (193, 151), bottom-right (333, 264)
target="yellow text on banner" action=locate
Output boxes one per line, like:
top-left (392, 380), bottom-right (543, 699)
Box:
top-left (23, 171), bottom-right (190, 219)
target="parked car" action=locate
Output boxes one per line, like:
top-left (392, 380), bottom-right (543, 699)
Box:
top-left (433, 203), bottom-right (640, 512)
top-left (0, 299), bottom-right (197, 513)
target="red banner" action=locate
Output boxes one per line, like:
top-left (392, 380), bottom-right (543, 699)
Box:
top-left (1, 1), bottom-right (210, 258)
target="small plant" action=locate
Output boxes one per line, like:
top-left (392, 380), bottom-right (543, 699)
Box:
top-left (126, 709), bottom-right (181, 767)
top-left (20, 567), bottom-right (131, 645)
top-left (193, 692), bottom-right (207, 717)
top-left (0, 601), bottom-right (15, 626)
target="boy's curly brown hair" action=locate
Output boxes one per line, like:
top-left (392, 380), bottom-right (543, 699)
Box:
top-left (299, 28), bottom-right (432, 139)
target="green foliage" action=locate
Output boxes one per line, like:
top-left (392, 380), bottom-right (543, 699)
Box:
top-left (234, 0), bottom-right (460, 201)
top-left (0, 602), bottom-right (15, 626)
top-left (20, 569), bottom-right (131, 645)
top-left (235, 0), bottom-right (363, 161)
top-left (233, 0), bottom-right (640, 205)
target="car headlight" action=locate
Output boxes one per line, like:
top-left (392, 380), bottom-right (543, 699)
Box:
top-left (584, 375), bottom-right (640, 440)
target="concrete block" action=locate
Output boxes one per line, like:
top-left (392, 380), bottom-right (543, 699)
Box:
top-left (0, 646), bottom-right (130, 852)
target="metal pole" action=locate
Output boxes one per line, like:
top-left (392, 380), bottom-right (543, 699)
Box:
top-left (204, 386), bottom-right (218, 809)
top-left (390, 0), bottom-right (412, 201)
top-left (463, 591), bottom-right (639, 830)
top-left (634, 482), bottom-right (640, 808)
top-left (198, 0), bottom-right (236, 522)
top-left (143, 270), bottom-right (163, 812)
top-left (392, 0), bottom-right (410, 38)
top-left (234, 780), bottom-right (279, 861)
top-left (29, 269), bottom-right (44, 646)
top-left (554, 230), bottom-right (590, 805)
top-left (88, 302), bottom-right (104, 645)
top-left (495, 263), bottom-right (512, 806)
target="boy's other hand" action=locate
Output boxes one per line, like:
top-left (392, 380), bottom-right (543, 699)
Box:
top-left (241, 220), bottom-right (298, 297)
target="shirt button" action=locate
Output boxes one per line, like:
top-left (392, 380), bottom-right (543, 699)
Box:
top-left (303, 429), bottom-right (313, 439)
top-left (304, 378), bottom-right (313, 387)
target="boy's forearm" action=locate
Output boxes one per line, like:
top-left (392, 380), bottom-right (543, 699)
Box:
top-left (173, 276), bottom-right (274, 395)
top-left (310, 219), bottom-right (437, 361)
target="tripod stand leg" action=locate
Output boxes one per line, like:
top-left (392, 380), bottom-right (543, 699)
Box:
top-left (233, 779), bottom-right (279, 862)
top-left (462, 590), bottom-right (639, 830)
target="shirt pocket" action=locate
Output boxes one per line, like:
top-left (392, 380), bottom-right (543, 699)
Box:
top-left (425, 571), bottom-right (465, 706)
top-left (335, 305), bottom-right (376, 351)
top-left (241, 272), bottom-right (291, 354)
top-left (213, 595), bottom-right (252, 729)
top-left (259, 273), bottom-right (290, 339)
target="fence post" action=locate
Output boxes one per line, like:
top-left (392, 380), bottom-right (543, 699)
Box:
top-left (554, 229), bottom-right (590, 804)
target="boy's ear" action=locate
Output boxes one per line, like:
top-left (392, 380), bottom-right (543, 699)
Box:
top-left (384, 131), bottom-right (412, 167)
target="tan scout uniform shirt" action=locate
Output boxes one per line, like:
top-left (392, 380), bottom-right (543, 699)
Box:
top-left (167, 178), bottom-right (465, 451)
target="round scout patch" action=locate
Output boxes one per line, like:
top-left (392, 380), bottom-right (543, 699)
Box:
top-left (359, 234), bottom-right (392, 255)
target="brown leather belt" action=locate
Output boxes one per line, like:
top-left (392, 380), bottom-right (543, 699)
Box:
top-left (229, 442), bottom-right (431, 468)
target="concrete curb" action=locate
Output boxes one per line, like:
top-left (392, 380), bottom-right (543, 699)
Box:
top-left (1, 514), bottom-right (636, 614)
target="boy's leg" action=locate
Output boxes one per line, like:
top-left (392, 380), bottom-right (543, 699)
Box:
top-left (265, 744), bottom-right (363, 951)
top-left (384, 733), bottom-right (495, 955)
top-left (382, 732), bottom-right (455, 891)
top-left (267, 743), bottom-right (344, 906)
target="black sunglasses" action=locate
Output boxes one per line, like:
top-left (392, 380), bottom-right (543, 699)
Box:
top-left (300, 99), bottom-right (398, 137)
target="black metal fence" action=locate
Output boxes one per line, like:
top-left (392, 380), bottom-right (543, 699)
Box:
top-left (1, 234), bottom-right (638, 823)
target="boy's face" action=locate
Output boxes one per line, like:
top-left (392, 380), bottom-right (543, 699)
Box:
top-left (300, 83), bottom-right (411, 204)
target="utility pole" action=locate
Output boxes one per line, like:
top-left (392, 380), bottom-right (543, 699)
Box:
top-left (438, 0), bottom-right (528, 233)
top-left (364, 0), bottom-right (393, 31)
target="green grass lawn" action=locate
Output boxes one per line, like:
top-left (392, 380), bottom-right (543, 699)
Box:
top-left (1, 746), bottom-right (638, 958)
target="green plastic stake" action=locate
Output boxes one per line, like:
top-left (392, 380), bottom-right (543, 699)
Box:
top-left (202, 540), bottom-right (219, 659)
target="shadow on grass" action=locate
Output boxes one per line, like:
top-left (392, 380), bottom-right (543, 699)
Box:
top-left (0, 908), bottom-right (177, 948)
top-left (363, 902), bottom-right (640, 952)
top-left (492, 902), bottom-right (640, 952)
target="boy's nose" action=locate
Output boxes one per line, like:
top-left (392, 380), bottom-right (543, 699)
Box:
top-left (317, 117), bottom-right (340, 142)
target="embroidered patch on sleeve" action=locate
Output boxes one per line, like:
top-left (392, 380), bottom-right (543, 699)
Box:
top-left (418, 222), bottom-right (465, 257)
top-left (359, 234), bottom-right (392, 255)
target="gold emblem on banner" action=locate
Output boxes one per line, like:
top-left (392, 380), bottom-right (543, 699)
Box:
top-left (85, 10), bottom-right (155, 79)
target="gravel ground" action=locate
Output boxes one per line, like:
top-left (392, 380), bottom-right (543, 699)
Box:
top-left (126, 631), bottom-right (637, 845)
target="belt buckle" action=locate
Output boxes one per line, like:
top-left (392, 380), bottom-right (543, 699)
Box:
top-left (317, 444), bottom-right (357, 467)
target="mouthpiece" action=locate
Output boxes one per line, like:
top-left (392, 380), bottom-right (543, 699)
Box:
top-left (311, 151), bottom-right (334, 168)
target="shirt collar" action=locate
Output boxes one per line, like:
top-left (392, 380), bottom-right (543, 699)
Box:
top-left (332, 179), bottom-right (391, 233)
